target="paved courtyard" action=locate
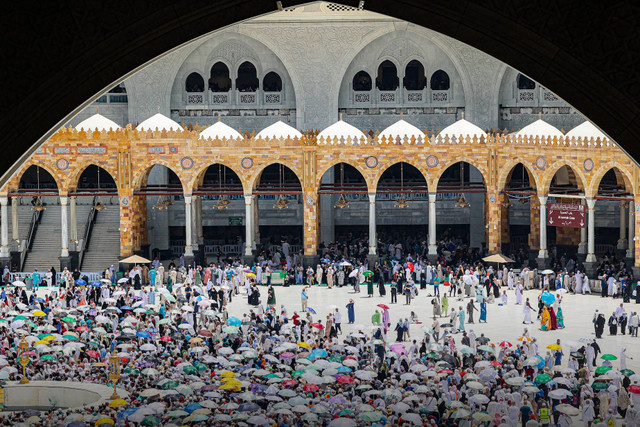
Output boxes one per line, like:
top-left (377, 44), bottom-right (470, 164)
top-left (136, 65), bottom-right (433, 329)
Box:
top-left (226, 284), bottom-right (640, 373)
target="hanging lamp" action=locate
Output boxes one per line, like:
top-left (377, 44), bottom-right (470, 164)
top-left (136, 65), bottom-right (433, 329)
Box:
top-left (32, 167), bottom-right (46, 211)
top-left (215, 165), bottom-right (230, 210)
top-left (334, 164), bottom-right (349, 209)
top-left (455, 163), bottom-right (470, 208)
top-left (93, 167), bottom-right (107, 211)
top-left (273, 164), bottom-right (289, 209)
top-left (152, 195), bottom-right (168, 210)
top-left (394, 163), bottom-right (409, 209)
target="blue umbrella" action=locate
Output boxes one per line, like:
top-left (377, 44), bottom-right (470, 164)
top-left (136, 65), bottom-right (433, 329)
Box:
top-left (534, 355), bottom-right (545, 369)
top-left (75, 279), bottom-right (87, 286)
top-left (68, 422), bottom-right (86, 427)
top-left (136, 331), bottom-right (151, 338)
top-left (184, 402), bottom-right (202, 413)
top-left (118, 407), bottom-right (138, 418)
top-left (310, 349), bottom-right (328, 358)
top-left (121, 306), bottom-right (133, 310)
top-left (33, 297), bottom-right (45, 303)
top-left (91, 282), bottom-right (101, 287)
top-left (336, 366), bottom-right (352, 373)
top-left (307, 307), bottom-right (316, 314)
top-left (227, 317), bottom-right (242, 327)
top-left (541, 292), bottom-right (555, 305)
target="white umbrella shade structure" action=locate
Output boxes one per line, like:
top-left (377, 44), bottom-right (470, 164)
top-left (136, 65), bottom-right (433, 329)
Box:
top-left (482, 254), bottom-right (515, 263)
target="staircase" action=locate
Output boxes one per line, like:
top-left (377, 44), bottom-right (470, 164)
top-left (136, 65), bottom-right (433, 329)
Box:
top-left (81, 206), bottom-right (120, 272)
top-left (23, 207), bottom-right (62, 272)
top-left (10, 206), bottom-right (36, 247)
top-left (21, 204), bottom-right (93, 272)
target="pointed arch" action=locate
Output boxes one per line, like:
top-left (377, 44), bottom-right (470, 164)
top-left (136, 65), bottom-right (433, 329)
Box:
top-left (316, 160), bottom-right (372, 193)
top-left (13, 162), bottom-right (61, 193)
top-left (132, 161), bottom-right (187, 194)
top-left (191, 162), bottom-right (247, 194)
top-left (70, 163), bottom-right (119, 194)
top-left (497, 159), bottom-right (540, 192)
top-left (540, 160), bottom-right (587, 196)
top-left (249, 161), bottom-right (302, 193)
top-left (588, 163), bottom-right (634, 197)
top-left (372, 159), bottom-right (429, 191)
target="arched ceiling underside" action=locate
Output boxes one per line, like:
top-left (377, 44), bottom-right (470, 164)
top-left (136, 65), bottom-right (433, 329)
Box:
top-left (2, 0), bottom-right (639, 186)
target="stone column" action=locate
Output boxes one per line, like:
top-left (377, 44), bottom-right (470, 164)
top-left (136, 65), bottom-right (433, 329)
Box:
top-left (368, 193), bottom-right (376, 255)
top-left (428, 192), bottom-right (437, 260)
top-left (302, 193), bottom-right (319, 267)
top-left (627, 201), bottom-right (634, 259)
top-left (11, 197), bottom-right (18, 244)
top-left (60, 196), bottom-right (69, 258)
top-left (252, 197), bottom-right (259, 250)
top-left (192, 196), bottom-right (200, 253)
top-left (183, 195), bottom-right (193, 257)
top-left (578, 199), bottom-right (587, 256)
top-left (536, 194), bottom-right (549, 269)
top-left (69, 197), bottom-right (77, 251)
top-left (617, 202), bottom-right (628, 250)
top-left (0, 197), bottom-right (9, 258)
top-left (586, 198), bottom-right (597, 263)
top-left (244, 195), bottom-right (253, 258)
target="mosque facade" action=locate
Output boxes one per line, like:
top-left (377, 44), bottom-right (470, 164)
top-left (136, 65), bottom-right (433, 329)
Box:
top-left (1, 3), bottom-right (637, 276)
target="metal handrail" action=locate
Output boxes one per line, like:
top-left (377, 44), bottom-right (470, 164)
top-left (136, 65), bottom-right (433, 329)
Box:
top-left (20, 209), bottom-right (43, 271)
top-left (78, 196), bottom-right (98, 269)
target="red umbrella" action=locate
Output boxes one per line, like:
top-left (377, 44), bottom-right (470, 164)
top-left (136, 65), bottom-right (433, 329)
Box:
top-left (629, 385), bottom-right (640, 394)
top-left (75, 326), bottom-right (90, 332)
top-left (498, 341), bottom-right (512, 348)
top-left (120, 357), bottom-right (129, 363)
top-left (283, 379), bottom-right (298, 386)
top-left (310, 323), bottom-right (324, 330)
top-left (160, 336), bottom-right (172, 342)
top-left (490, 361), bottom-right (502, 367)
top-left (377, 304), bottom-right (389, 310)
top-left (281, 352), bottom-right (295, 359)
top-left (198, 329), bottom-right (213, 337)
top-left (438, 369), bottom-right (453, 374)
top-left (86, 350), bottom-right (100, 358)
top-left (303, 383), bottom-right (319, 392)
top-left (406, 262), bottom-right (414, 272)
top-left (337, 375), bottom-right (354, 384)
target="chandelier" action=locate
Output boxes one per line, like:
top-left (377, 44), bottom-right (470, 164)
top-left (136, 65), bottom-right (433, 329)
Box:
top-left (455, 194), bottom-right (470, 208)
top-left (334, 164), bottom-right (349, 209)
top-left (214, 165), bottom-right (229, 210)
top-left (32, 167), bottom-right (46, 211)
top-left (274, 195), bottom-right (289, 210)
top-left (152, 196), bottom-right (168, 210)
top-left (394, 163), bottom-right (409, 209)
top-left (93, 167), bottom-right (107, 211)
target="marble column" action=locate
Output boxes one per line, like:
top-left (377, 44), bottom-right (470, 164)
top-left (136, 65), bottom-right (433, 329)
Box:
top-left (586, 198), bottom-right (597, 263)
top-left (60, 196), bottom-right (69, 257)
top-left (537, 195), bottom-right (548, 259)
top-left (184, 195), bottom-right (193, 256)
top-left (428, 193), bottom-right (437, 256)
top-left (0, 197), bottom-right (9, 258)
top-left (11, 197), bottom-right (18, 244)
top-left (578, 198), bottom-right (587, 254)
top-left (192, 196), bottom-right (200, 252)
top-left (244, 195), bottom-right (253, 256)
top-left (69, 197), bottom-right (77, 251)
top-left (368, 193), bottom-right (376, 255)
top-left (627, 201), bottom-right (634, 259)
top-left (617, 202), bottom-right (628, 249)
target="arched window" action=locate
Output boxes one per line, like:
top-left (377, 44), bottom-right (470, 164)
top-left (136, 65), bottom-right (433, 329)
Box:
top-left (517, 73), bottom-right (536, 90)
top-left (185, 72), bottom-right (204, 92)
top-left (352, 71), bottom-right (372, 91)
top-left (376, 60), bottom-right (399, 91)
top-left (263, 72), bottom-right (282, 92)
top-left (430, 70), bottom-right (450, 90)
top-left (209, 62), bottom-right (231, 92)
top-left (403, 60), bottom-right (426, 90)
top-left (236, 61), bottom-right (259, 92)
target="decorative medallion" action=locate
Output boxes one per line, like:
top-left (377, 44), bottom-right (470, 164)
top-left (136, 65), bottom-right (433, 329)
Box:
top-left (120, 196), bottom-right (130, 207)
top-left (426, 155), bottom-right (439, 168)
top-left (241, 157), bottom-right (253, 170)
top-left (306, 195), bottom-right (314, 206)
top-left (489, 195), bottom-right (496, 204)
top-left (583, 158), bottom-right (594, 172)
top-left (535, 156), bottom-right (547, 170)
top-left (180, 156), bottom-right (194, 170)
top-left (636, 204), bottom-right (640, 213)
top-left (56, 158), bottom-right (69, 170)
top-left (365, 156), bottom-right (378, 168)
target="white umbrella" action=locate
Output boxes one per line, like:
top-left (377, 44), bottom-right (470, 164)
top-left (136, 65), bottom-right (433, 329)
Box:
top-left (140, 344), bottom-right (156, 351)
top-left (556, 404), bottom-right (579, 416)
top-left (12, 281), bottom-right (26, 287)
top-left (549, 389), bottom-right (573, 399)
top-left (470, 394), bottom-right (490, 404)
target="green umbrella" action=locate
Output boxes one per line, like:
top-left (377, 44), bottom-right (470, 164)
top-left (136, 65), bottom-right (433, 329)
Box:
top-left (168, 410), bottom-right (188, 417)
top-left (621, 369), bottom-right (635, 377)
top-left (63, 334), bottom-right (78, 341)
top-left (13, 315), bottom-right (27, 321)
top-left (596, 366), bottom-right (612, 374)
top-left (141, 416), bottom-right (160, 426)
top-left (183, 365), bottom-right (197, 375)
top-left (601, 354), bottom-right (617, 361)
top-left (37, 333), bottom-right (52, 340)
top-left (158, 318), bottom-right (171, 325)
top-left (592, 381), bottom-right (609, 390)
top-left (328, 354), bottom-right (344, 363)
top-left (337, 410), bottom-right (355, 416)
top-left (124, 368), bottom-right (140, 375)
top-left (359, 412), bottom-right (382, 422)
top-left (196, 364), bottom-right (209, 372)
top-left (478, 345), bottom-right (494, 352)
top-left (160, 381), bottom-right (179, 390)
top-left (534, 374), bottom-right (552, 384)
top-left (291, 370), bottom-right (305, 377)
top-left (223, 326), bottom-right (240, 334)
top-left (190, 415), bottom-right (209, 422)
top-left (61, 316), bottom-right (76, 323)
top-left (163, 295), bottom-right (176, 303)
top-left (87, 341), bottom-right (100, 348)
top-left (40, 354), bottom-right (56, 361)
top-left (362, 270), bottom-right (373, 277)
top-left (264, 373), bottom-right (281, 379)
top-left (27, 322), bottom-right (37, 328)
top-left (425, 352), bottom-right (439, 359)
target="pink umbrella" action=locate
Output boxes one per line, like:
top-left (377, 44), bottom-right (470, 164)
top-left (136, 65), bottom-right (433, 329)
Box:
top-left (281, 352), bottom-right (295, 359)
top-left (390, 344), bottom-right (407, 355)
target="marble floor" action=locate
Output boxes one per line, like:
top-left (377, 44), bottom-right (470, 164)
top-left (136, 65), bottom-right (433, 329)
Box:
top-left (226, 284), bottom-right (640, 373)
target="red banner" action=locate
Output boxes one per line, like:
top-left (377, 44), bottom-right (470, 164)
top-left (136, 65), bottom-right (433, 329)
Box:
top-left (547, 203), bottom-right (585, 228)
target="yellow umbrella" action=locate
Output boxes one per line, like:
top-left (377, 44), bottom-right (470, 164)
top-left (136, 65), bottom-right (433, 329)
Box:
top-left (547, 344), bottom-right (562, 350)
top-left (218, 383), bottom-right (240, 391)
top-left (189, 337), bottom-right (203, 344)
top-left (34, 340), bottom-right (50, 345)
top-left (246, 272), bottom-right (256, 277)
top-left (108, 398), bottom-right (128, 408)
top-left (92, 362), bottom-right (107, 367)
top-left (32, 310), bottom-right (46, 317)
top-left (43, 335), bottom-right (56, 342)
top-left (221, 378), bottom-right (241, 385)
top-left (120, 255), bottom-right (151, 264)
top-left (95, 418), bottom-right (115, 425)
top-left (297, 342), bottom-right (311, 349)
top-left (518, 336), bottom-right (533, 342)
top-left (220, 371), bottom-right (236, 378)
